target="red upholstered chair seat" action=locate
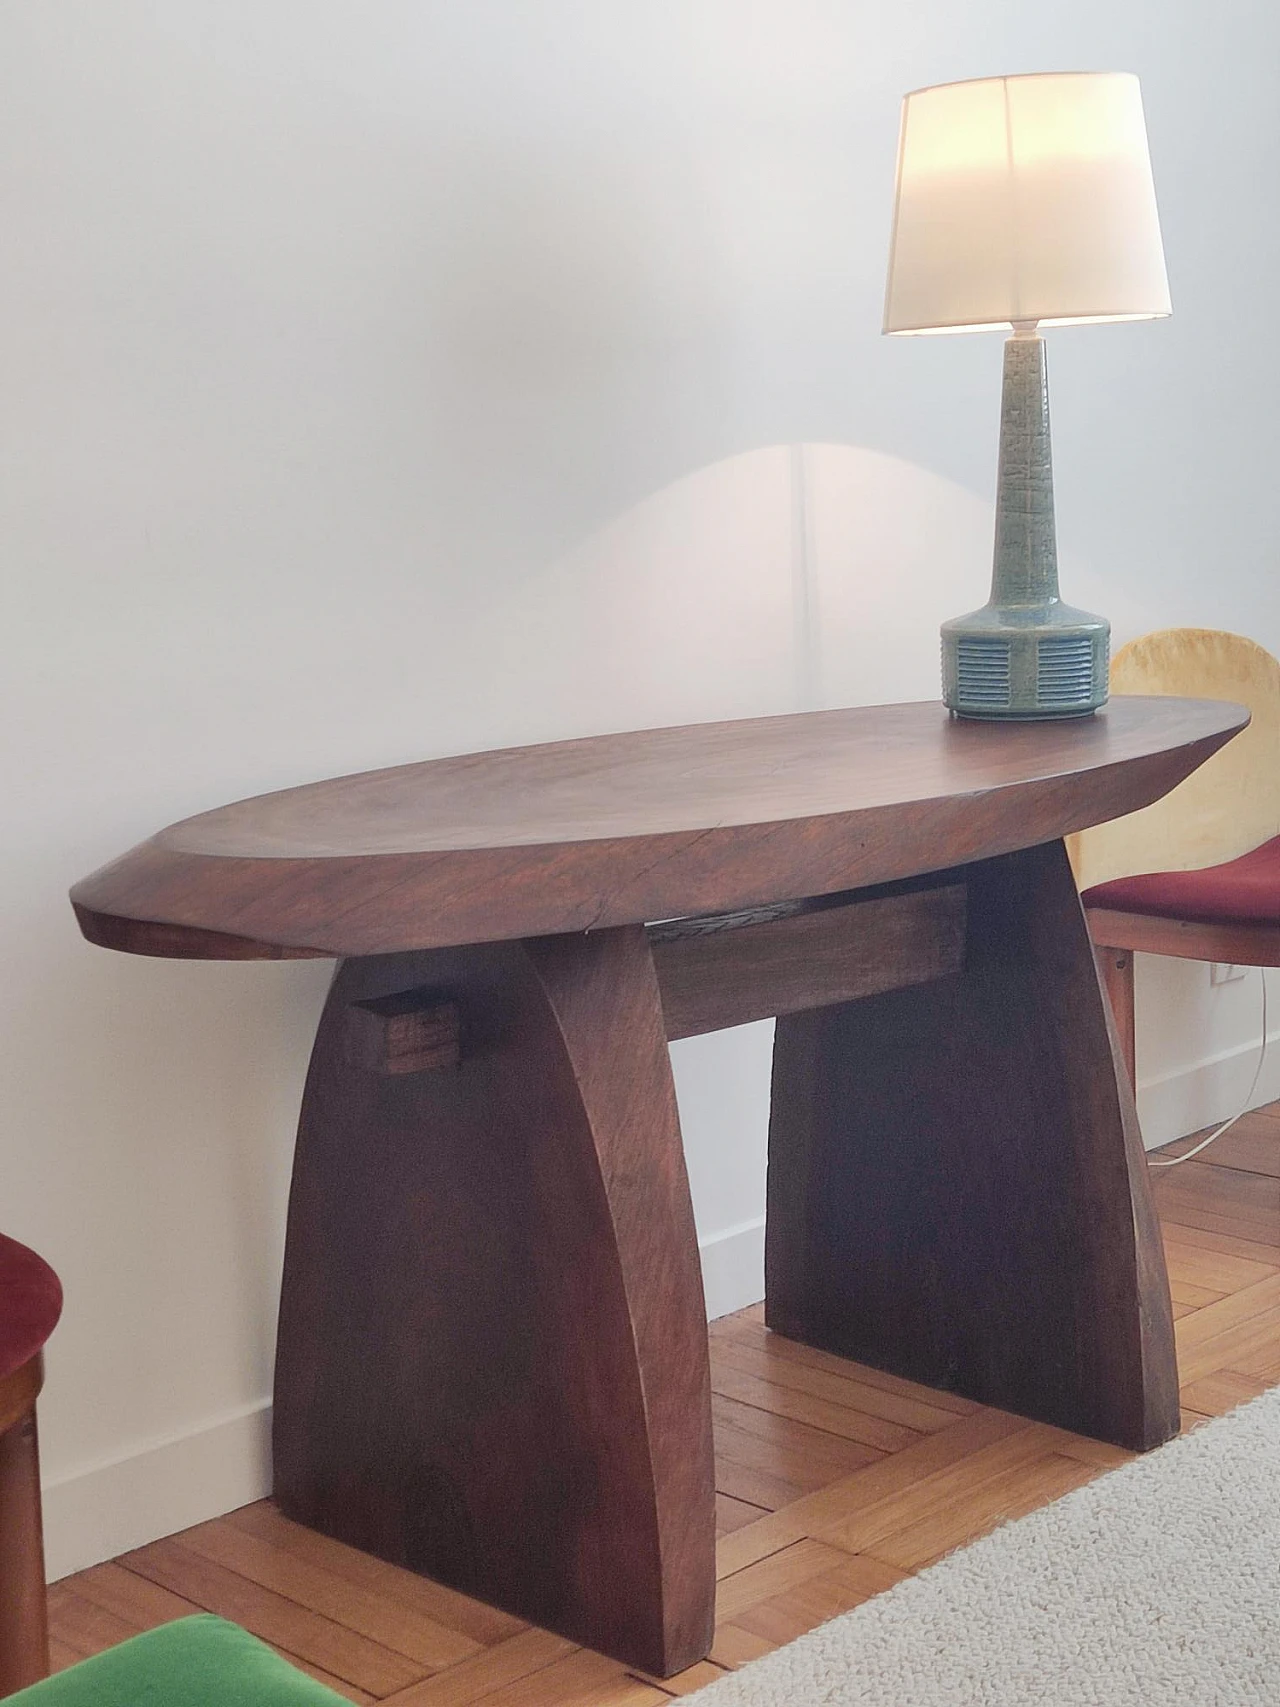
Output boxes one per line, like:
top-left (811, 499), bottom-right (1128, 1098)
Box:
top-left (0, 1233), bottom-right (63, 1384)
top-left (1082, 832), bottom-right (1280, 925)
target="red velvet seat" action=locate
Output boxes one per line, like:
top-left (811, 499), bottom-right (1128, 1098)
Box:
top-left (0, 1238), bottom-right (62, 1389)
top-left (1, 1233), bottom-right (63, 1698)
top-left (1082, 833), bottom-right (1280, 926)
top-left (1072, 628), bottom-right (1280, 1091)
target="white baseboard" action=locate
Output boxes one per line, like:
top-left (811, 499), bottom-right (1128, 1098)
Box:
top-left (47, 1037), bottom-right (1266, 1592)
top-left (1137, 1025), bottom-right (1280, 1151)
top-left (42, 1223), bottom-right (770, 1582)
top-left (699, 1215), bottom-right (766, 1321)
top-left (42, 1399), bottom-right (272, 1584)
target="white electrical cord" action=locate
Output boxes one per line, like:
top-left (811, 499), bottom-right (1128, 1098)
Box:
top-left (1150, 968), bottom-right (1270, 1168)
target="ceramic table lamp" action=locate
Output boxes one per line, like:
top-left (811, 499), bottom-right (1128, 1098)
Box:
top-left (884, 72), bottom-right (1171, 718)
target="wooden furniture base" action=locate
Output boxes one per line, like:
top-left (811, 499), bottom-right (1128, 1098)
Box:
top-left (272, 852), bottom-right (1178, 1674)
top-left (0, 1361), bottom-right (48, 1699)
top-left (71, 697), bottom-right (1246, 1676)
top-left (273, 928), bottom-right (716, 1677)
top-left (1086, 904), bottom-right (1280, 1093)
top-left (0, 1233), bottom-right (62, 1700)
top-left (767, 845), bottom-right (1177, 1451)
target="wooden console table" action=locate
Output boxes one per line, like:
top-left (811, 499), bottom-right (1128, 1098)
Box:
top-left (71, 696), bottom-right (1244, 1676)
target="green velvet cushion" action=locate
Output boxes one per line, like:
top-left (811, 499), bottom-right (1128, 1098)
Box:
top-left (11, 1616), bottom-right (348, 1705)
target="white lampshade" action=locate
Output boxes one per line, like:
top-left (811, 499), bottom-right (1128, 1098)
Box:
top-left (884, 72), bottom-right (1171, 335)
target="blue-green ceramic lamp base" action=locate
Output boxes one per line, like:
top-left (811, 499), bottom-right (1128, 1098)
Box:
top-left (944, 329), bottom-right (1110, 721)
top-left (942, 603), bottom-right (1110, 720)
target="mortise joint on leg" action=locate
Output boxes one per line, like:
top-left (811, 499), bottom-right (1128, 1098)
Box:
top-left (345, 989), bottom-right (462, 1074)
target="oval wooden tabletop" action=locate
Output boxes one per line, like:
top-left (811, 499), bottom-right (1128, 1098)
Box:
top-left (71, 696), bottom-right (1246, 960)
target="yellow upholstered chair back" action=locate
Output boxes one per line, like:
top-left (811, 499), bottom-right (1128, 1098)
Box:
top-left (1069, 628), bottom-right (1280, 892)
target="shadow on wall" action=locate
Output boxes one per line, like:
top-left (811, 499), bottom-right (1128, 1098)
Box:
top-left (471, 441), bottom-right (1154, 1293)
top-left (473, 441), bottom-right (1153, 745)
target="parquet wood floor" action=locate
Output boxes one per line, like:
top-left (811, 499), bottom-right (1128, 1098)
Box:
top-left (47, 1107), bottom-right (1280, 1704)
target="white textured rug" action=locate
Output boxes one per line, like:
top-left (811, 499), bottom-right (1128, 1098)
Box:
top-left (690, 1387), bottom-right (1280, 1706)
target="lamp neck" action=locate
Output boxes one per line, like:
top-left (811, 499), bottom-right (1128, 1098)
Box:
top-left (990, 330), bottom-right (1060, 608)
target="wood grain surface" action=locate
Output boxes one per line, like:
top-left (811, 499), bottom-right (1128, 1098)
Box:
top-left (1086, 905), bottom-right (1280, 967)
top-left (272, 927), bottom-right (715, 1678)
top-left (44, 1110), bottom-right (1280, 1706)
top-left (1, 1235), bottom-right (60, 1695)
top-left (649, 882), bottom-right (966, 1041)
top-left (71, 697), bottom-right (1245, 959)
top-left (1087, 903), bottom-right (1280, 1092)
top-left (62, 694), bottom-right (1246, 1679)
top-left (1093, 941), bottom-right (1138, 1088)
top-left (0, 1367), bottom-right (49, 1695)
top-left (764, 839), bottom-right (1180, 1451)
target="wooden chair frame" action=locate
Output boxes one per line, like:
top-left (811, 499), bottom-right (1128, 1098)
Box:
top-left (0, 1350), bottom-right (49, 1696)
top-left (1087, 905), bottom-right (1280, 1090)
top-left (1075, 628), bottom-right (1280, 1095)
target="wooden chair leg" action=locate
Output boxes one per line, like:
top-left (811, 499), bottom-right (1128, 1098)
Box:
top-left (0, 1388), bottom-right (49, 1698)
top-left (1093, 940), bottom-right (1137, 1091)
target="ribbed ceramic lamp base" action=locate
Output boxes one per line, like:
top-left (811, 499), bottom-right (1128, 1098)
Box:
top-left (943, 329), bottom-right (1110, 721)
top-left (942, 613), bottom-right (1109, 719)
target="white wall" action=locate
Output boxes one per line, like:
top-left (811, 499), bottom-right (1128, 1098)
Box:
top-left (1, 1), bottom-right (1277, 1579)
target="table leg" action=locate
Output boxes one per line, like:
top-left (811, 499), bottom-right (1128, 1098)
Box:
top-left (766, 839), bottom-right (1179, 1451)
top-left (273, 924), bottom-right (715, 1677)
top-left (0, 1394), bottom-right (49, 1696)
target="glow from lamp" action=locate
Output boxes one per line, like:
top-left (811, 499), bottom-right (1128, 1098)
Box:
top-left (884, 72), bottom-right (1170, 718)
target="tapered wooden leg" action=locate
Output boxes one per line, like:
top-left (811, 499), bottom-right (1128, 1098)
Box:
top-left (1091, 928), bottom-right (1137, 1091)
top-left (0, 1383), bottom-right (49, 1697)
top-left (273, 925), bottom-right (715, 1677)
top-left (766, 839), bottom-right (1179, 1451)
